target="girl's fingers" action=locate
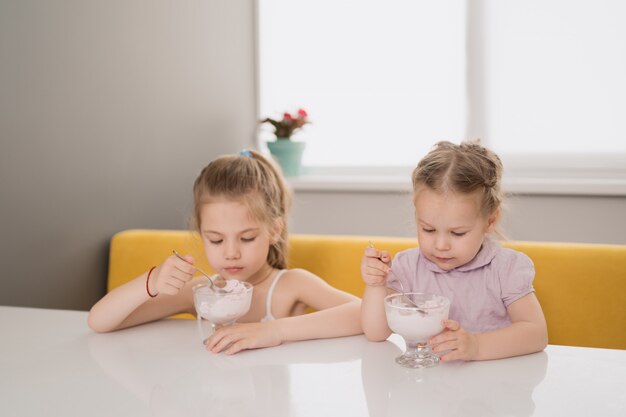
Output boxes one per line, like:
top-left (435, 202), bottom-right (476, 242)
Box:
top-left (224, 340), bottom-right (247, 355)
top-left (206, 333), bottom-right (223, 352)
top-left (361, 251), bottom-right (392, 286)
top-left (439, 349), bottom-right (461, 362)
top-left (443, 319), bottom-right (461, 331)
top-left (174, 259), bottom-right (195, 275)
top-left (364, 247), bottom-right (381, 258)
top-left (209, 329), bottom-right (239, 353)
top-left (170, 269), bottom-right (193, 283)
top-left (438, 340), bottom-right (475, 362)
top-left (205, 327), bottom-right (228, 350)
top-left (208, 334), bottom-right (231, 353)
top-left (431, 339), bottom-right (457, 353)
top-left (364, 248), bottom-right (392, 266)
top-left (364, 266), bottom-right (388, 277)
top-left (363, 270), bottom-right (388, 284)
top-left (429, 330), bottom-right (457, 346)
top-left (164, 276), bottom-right (186, 289)
top-left (366, 258), bottom-right (391, 274)
top-left (204, 334), bottom-right (217, 350)
top-left (361, 265), bottom-right (386, 279)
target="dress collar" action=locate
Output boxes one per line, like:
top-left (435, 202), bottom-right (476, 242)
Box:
top-left (421, 237), bottom-right (499, 273)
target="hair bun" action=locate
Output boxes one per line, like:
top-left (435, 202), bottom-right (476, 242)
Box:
top-left (413, 139), bottom-right (504, 216)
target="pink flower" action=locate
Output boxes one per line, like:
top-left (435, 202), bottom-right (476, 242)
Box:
top-left (261, 108), bottom-right (310, 139)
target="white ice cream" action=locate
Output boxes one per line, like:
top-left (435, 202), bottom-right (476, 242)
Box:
top-left (221, 279), bottom-right (247, 294)
top-left (194, 280), bottom-right (252, 325)
top-left (385, 296), bottom-right (449, 343)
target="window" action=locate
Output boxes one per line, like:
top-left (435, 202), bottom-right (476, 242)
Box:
top-left (257, 0), bottom-right (626, 194)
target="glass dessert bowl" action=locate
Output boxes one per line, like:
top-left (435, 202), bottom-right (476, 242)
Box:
top-left (384, 292), bottom-right (450, 368)
top-left (193, 280), bottom-right (253, 343)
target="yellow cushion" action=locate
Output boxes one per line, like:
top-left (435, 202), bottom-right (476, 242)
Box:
top-left (108, 230), bottom-right (626, 349)
top-left (500, 241), bottom-right (626, 350)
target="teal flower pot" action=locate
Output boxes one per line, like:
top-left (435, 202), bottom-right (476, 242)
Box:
top-left (267, 139), bottom-right (306, 177)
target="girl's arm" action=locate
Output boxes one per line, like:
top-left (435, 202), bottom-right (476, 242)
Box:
top-left (431, 292), bottom-right (548, 361)
top-left (87, 254), bottom-right (198, 332)
top-left (360, 245), bottom-right (395, 341)
top-left (274, 269), bottom-right (362, 341)
top-left (361, 285), bottom-right (394, 341)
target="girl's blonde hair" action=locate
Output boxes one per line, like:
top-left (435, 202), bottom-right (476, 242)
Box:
top-left (412, 141), bottom-right (504, 217)
top-left (192, 150), bottom-right (291, 269)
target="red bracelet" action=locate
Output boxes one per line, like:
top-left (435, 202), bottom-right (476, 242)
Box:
top-left (146, 266), bottom-right (158, 298)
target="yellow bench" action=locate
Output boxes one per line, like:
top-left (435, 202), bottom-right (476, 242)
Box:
top-left (108, 229), bottom-right (626, 350)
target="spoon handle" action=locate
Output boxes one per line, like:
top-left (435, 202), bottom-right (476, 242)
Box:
top-left (172, 250), bottom-right (217, 290)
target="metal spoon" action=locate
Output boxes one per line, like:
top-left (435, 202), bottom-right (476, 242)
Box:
top-left (397, 281), bottom-right (427, 316)
top-left (172, 250), bottom-right (226, 293)
top-left (368, 241), bottom-right (425, 314)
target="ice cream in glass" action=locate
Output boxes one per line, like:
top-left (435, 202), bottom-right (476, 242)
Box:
top-left (384, 292), bottom-right (450, 368)
top-left (193, 279), bottom-right (253, 343)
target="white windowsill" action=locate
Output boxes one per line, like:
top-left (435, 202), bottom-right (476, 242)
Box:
top-left (288, 175), bottom-right (626, 196)
top-left (286, 157), bottom-right (626, 196)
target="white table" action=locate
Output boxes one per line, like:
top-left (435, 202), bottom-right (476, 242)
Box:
top-left (1, 306), bottom-right (625, 417)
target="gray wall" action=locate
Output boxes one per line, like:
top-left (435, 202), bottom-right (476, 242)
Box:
top-left (290, 191), bottom-right (626, 245)
top-left (0, 0), bottom-right (256, 310)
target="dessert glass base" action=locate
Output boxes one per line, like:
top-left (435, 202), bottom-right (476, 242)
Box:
top-left (396, 342), bottom-right (440, 368)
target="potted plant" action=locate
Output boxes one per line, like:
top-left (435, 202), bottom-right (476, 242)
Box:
top-left (261, 109), bottom-right (309, 177)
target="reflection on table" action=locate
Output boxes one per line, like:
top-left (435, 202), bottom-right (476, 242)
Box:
top-left (86, 317), bottom-right (367, 417)
top-left (1, 306), bottom-right (625, 417)
top-left (362, 340), bottom-right (547, 417)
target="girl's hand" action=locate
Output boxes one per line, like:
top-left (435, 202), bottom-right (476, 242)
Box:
top-left (151, 254), bottom-right (196, 296)
top-left (429, 319), bottom-right (479, 362)
top-left (205, 321), bottom-right (283, 355)
top-left (361, 247), bottom-right (392, 287)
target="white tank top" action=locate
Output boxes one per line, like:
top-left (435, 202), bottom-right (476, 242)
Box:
top-left (260, 269), bottom-right (287, 322)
